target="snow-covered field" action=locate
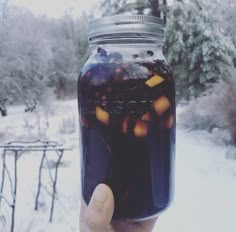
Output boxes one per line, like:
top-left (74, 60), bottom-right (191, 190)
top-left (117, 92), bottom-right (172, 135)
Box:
top-left (0, 100), bottom-right (236, 232)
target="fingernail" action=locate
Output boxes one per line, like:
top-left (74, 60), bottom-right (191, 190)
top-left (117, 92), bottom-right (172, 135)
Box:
top-left (94, 185), bottom-right (108, 204)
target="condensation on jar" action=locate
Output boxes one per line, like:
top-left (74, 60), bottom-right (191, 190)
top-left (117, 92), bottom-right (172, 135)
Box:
top-left (78, 15), bottom-right (176, 221)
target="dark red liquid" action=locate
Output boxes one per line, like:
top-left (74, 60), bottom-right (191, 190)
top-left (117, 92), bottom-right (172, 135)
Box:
top-left (78, 60), bottom-right (175, 220)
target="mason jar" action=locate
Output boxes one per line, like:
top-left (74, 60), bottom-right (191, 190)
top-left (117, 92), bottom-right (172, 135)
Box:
top-left (78, 15), bottom-right (175, 221)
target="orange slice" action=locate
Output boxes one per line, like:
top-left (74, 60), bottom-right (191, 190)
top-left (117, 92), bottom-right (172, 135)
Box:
top-left (122, 116), bottom-right (129, 134)
top-left (141, 112), bottom-right (151, 121)
top-left (96, 106), bottom-right (109, 125)
top-left (153, 96), bottom-right (170, 116)
top-left (134, 120), bottom-right (148, 137)
top-left (145, 75), bottom-right (165, 88)
top-left (165, 115), bottom-right (174, 128)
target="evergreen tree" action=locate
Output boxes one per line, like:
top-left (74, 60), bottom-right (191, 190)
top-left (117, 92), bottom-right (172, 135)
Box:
top-left (100, 0), bottom-right (167, 23)
top-left (165, 0), bottom-right (236, 100)
top-left (216, 0), bottom-right (236, 67)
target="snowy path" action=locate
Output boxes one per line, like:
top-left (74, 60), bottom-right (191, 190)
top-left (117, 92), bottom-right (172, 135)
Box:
top-left (0, 101), bottom-right (236, 232)
top-left (156, 128), bottom-right (236, 232)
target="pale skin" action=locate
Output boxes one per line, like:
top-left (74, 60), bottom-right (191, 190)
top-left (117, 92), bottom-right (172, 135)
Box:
top-left (80, 184), bottom-right (158, 232)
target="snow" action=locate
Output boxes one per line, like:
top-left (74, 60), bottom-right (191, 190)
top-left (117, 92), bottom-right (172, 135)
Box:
top-left (0, 99), bottom-right (236, 232)
top-left (156, 129), bottom-right (236, 232)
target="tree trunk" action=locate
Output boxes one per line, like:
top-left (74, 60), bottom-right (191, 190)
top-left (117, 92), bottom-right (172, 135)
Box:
top-left (149, 0), bottom-right (161, 17)
top-left (163, 0), bottom-right (167, 24)
top-left (0, 106), bottom-right (7, 117)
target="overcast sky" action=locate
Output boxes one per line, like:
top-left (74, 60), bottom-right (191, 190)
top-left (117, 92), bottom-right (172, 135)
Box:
top-left (11, 0), bottom-right (101, 18)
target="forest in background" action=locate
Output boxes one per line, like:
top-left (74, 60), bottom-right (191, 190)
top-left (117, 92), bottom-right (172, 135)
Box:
top-left (0, 0), bottom-right (89, 115)
top-left (0, 0), bottom-right (236, 144)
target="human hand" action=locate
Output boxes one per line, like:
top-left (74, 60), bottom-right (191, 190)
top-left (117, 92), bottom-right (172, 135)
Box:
top-left (80, 184), bottom-right (157, 232)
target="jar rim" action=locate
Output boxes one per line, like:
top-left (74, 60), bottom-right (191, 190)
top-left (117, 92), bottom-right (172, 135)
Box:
top-left (89, 15), bottom-right (165, 43)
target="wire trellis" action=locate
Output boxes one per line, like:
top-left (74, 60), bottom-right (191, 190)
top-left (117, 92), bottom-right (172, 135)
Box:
top-left (0, 140), bottom-right (72, 232)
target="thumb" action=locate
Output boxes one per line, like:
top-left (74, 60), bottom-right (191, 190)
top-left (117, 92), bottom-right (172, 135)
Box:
top-left (85, 184), bottom-right (115, 231)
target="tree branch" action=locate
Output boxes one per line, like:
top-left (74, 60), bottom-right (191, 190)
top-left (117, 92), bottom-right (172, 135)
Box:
top-left (0, 194), bottom-right (13, 207)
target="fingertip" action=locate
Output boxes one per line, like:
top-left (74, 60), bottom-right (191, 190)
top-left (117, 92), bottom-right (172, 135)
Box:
top-left (95, 184), bottom-right (114, 204)
top-left (85, 184), bottom-right (114, 229)
top-left (94, 184), bottom-right (109, 204)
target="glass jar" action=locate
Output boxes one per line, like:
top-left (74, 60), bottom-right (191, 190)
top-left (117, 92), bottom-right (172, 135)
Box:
top-left (78, 15), bottom-right (175, 221)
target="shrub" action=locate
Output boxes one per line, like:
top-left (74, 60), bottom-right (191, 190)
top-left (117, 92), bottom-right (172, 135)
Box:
top-left (223, 78), bottom-right (236, 144)
top-left (178, 98), bottom-right (224, 132)
top-left (59, 107), bottom-right (76, 134)
top-left (179, 69), bottom-right (236, 145)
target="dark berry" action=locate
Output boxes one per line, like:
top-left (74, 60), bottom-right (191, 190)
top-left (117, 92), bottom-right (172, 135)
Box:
top-left (97, 47), bottom-right (107, 57)
top-left (147, 51), bottom-right (154, 56)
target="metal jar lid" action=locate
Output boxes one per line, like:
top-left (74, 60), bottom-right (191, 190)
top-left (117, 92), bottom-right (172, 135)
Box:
top-left (89, 15), bottom-right (165, 41)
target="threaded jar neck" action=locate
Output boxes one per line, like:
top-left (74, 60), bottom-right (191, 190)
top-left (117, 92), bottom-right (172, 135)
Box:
top-left (89, 15), bottom-right (165, 45)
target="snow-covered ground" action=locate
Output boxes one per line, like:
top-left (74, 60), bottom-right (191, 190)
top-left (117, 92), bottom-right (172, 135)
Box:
top-left (0, 100), bottom-right (236, 232)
